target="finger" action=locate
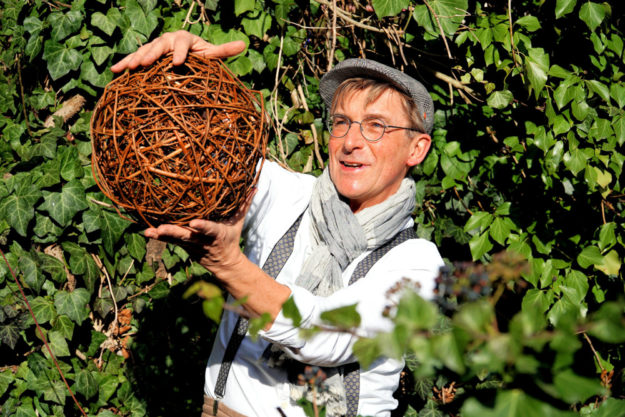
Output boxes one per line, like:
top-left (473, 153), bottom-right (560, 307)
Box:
top-left (144, 224), bottom-right (197, 242)
top-left (187, 219), bottom-right (222, 236)
top-left (198, 40), bottom-right (247, 59)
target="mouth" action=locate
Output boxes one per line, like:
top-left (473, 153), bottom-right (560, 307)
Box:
top-left (340, 161), bottom-right (364, 169)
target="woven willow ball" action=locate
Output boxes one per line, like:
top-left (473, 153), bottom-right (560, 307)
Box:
top-left (90, 54), bottom-right (268, 226)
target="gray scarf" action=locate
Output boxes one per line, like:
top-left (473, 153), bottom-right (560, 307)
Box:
top-left (285, 168), bottom-right (416, 415)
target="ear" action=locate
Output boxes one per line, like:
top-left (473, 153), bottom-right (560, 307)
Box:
top-left (406, 133), bottom-right (432, 167)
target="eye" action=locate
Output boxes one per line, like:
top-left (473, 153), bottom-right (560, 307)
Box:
top-left (364, 118), bottom-right (385, 130)
top-left (333, 116), bottom-right (349, 126)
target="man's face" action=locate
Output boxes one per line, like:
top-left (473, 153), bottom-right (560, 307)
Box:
top-left (328, 88), bottom-right (431, 213)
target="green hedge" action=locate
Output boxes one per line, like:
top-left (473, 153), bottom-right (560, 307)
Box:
top-left (0, 0), bottom-right (623, 416)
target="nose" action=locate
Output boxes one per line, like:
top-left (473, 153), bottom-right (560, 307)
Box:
top-left (342, 121), bottom-right (366, 152)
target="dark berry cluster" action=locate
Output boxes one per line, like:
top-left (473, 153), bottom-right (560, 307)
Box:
top-left (434, 262), bottom-right (492, 314)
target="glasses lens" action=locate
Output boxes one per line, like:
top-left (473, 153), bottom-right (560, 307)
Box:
top-left (328, 115), bottom-right (350, 138)
top-left (361, 118), bottom-right (386, 142)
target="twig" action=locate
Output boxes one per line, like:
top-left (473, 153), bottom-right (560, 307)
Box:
top-left (297, 84), bottom-right (324, 169)
top-left (92, 254), bottom-right (119, 335)
top-left (582, 332), bottom-right (606, 373)
top-left (327, 0), bottom-right (338, 71)
top-left (423, 0), bottom-right (453, 60)
top-left (15, 55), bottom-right (32, 137)
top-left (272, 35), bottom-right (288, 164)
top-left (314, 0), bottom-right (385, 33)
top-left (453, 186), bottom-right (473, 215)
top-left (507, 0), bottom-right (519, 68)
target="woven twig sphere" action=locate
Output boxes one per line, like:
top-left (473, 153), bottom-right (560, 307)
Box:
top-left (90, 54), bottom-right (267, 226)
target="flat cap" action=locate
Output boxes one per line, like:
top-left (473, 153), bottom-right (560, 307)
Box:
top-left (319, 58), bottom-right (434, 134)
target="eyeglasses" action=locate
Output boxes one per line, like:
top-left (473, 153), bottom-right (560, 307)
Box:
top-left (326, 114), bottom-right (422, 142)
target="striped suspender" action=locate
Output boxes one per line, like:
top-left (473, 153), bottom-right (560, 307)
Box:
top-left (342, 227), bottom-right (417, 417)
top-left (214, 213), bottom-right (304, 399)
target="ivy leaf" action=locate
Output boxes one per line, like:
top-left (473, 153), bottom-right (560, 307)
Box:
top-left (124, 0), bottom-right (158, 37)
top-left (54, 289), bottom-right (90, 325)
top-left (125, 233), bottom-right (146, 261)
top-left (99, 210), bottom-right (132, 255)
top-left (74, 370), bottom-right (99, 399)
top-left (596, 249), bottom-right (621, 276)
top-left (579, 2), bottom-right (606, 31)
top-left (282, 296), bottom-right (302, 327)
top-left (39, 180), bottom-right (88, 227)
top-left (487, 90), bottom-right (514, 109)
top-left (19, 252), bottom-right (44, 293)
top-left (0, 195), bottom-right (35, 237)
top-left (30, 297), bottom-right (57, 325)
top-left (577, 245), bottom-right (603, 269)
top-left (555, 0), bottom-right (577, 19)
top-left (48, 330), bottom-right (70, 357)
top-left (554, 370), bottom-right (605, 403)
top-left (469, 231), bottom-right (493, 261)
top-left (91, 12), bottom-right (117, 37)
top-left (524, 48), bottom-right (549, 98)
top-left (320, 304), bottom-right (361, 329)
top-left (515, 16), bottom-right (541, 32)
top-left (412, 0), bottom-right (468, 37)
top-left (0, 324), bottom-right (20, 349)
top-left (372, 0), bottom-right (409, 18)
top-left (51, 315), bottom-right (75, 340)
top-left (48, 11), bottom-right (83, 42)
top-left (42, 40), bottom-right (82, 80)
top-left (234, 0), bottom-right (256, 16)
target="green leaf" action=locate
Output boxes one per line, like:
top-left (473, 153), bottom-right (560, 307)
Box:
top-left (51, 315), bottom-right (74, 340)
top-left (47, 330), bottom-right (70, 357)
top-left (590, 399), bottom-right (625, 417)
top-left (282, 296), bottom-right (302, 327)
top-left (579, 2), bottom-right (606, 31)
top-left (234, 0), bottom-right (256, 16)
top-left (99, 210), bottom-right (132, 255)
top-left (54, 289), bottom-right (90, 324)
top-left (48, 11), bottom-right (83, 41)
top-left (524, 48), bottom-right (549, 98)
top-left (555, 0), bottom-right (577, 18)
top-left (462, 389), bottom-right (575, 417)
top-left (469, 231), bottom-right (493, 261)
top-left (577, 246), bottom-right (603, 269)
top-left (42, 40), bottom-right (82, 80)
top-left (487, 90), bottom-right (514, 109)
top-left (411, 0), bottom-right (468, 37)
top-left (596, 249), bottom-right (621, 276)
top-left (241, 11), bottom-right (272, 39)
top-left (586, 80), bottom-right (611, 103)
top-left (124, 0), bottom-right (158, 37)
top-left (515, 16), bottom-right (541, 32)
top-left (74, 370), bottom-right (98, 399)
top-left (19, 252), bottom-right (44, 293)
top-left (553, 370), bottom-right (606, 403)
top-left (91, 12), bottom-right (117, 37)
top-left (0, 324), bottom-right (20, 349)
top-left (39, 180), bottom-right (88, 227)
top-left (320, 304), bottom-right (361, 329)
top-left (372, 0), bottom-right (409, 18)
top-left (30, 297), bottom-right (57, 324)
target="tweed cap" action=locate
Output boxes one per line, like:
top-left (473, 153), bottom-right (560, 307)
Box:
top-left (319, 58), bottom-right (434, 135)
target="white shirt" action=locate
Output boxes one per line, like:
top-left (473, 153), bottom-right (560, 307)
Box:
top-left (204, 161), bottom-right (444, 417)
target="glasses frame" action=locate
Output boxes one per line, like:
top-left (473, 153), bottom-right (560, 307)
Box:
top-left (326, 113), bottom-right (423, 143)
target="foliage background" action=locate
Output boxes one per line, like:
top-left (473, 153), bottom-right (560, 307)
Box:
top-left (0, 0), bottom-right (624, 416)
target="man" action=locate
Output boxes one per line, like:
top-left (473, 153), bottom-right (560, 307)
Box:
top-left (112, 30), bottom-right (443, 417)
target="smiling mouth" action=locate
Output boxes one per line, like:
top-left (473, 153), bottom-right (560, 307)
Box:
top-left (341, 161), bottom-right (363, 168)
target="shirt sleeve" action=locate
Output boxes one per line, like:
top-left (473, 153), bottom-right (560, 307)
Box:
top-left (258, 238), bottom-right (444, 367)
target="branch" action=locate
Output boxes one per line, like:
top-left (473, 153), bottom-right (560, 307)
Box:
top-left (423, 0), bottom-right (453, 60)
top-left (314, 0), bottom-right (385, 33)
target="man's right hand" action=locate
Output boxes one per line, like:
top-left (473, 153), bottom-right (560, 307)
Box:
top-left (110, 30), bottom-right (246, 73)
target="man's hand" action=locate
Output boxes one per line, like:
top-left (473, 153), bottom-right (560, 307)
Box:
top-left (143, 190), bottom-right (254, 277)
top-left (143, 189), bottom-right (291, 322)
top-left (111, 30), bottom-right (246, 73)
